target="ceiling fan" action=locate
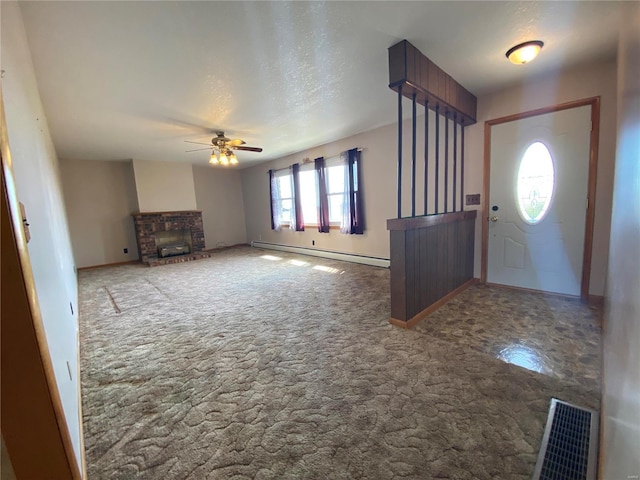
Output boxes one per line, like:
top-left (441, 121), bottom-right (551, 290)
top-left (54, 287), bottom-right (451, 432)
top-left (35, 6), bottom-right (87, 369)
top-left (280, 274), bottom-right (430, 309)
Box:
top-left (185, 131), bottom-right (263, 166)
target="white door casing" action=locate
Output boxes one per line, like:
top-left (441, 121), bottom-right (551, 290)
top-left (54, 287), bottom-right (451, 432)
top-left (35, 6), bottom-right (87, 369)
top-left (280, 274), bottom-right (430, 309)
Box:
top-left (487, 105), bottom-right (591, 296)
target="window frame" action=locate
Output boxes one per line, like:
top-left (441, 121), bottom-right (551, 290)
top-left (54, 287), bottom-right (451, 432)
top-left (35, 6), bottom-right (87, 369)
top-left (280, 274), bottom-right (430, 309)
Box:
top-left (323, 157), bottom-right (348, 226)
top-left (272, 168), bottom-right (293, 227)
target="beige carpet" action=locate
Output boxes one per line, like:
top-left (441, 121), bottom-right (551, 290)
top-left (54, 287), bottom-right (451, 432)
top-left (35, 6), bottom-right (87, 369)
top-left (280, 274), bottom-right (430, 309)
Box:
top-left (79, 246), bottom-right (600, 479)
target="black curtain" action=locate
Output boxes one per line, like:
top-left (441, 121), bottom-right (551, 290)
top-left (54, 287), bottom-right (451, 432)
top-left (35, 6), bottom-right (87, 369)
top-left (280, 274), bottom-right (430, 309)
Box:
top-left (346, 148), bottom-right (364, 234)
top-left (268, 169), bottom-right (276, 230)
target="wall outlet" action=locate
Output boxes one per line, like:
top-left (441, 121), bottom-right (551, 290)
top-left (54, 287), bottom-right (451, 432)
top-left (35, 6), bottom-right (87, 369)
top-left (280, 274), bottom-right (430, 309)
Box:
top-left (123, 248), bottom-right (128, 254)
top-left (466, 194), bottom-right (481, 206)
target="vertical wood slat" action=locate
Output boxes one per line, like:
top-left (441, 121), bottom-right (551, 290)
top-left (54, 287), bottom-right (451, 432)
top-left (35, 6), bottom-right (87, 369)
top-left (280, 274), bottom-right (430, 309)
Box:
top-left (405, 230), bottom-right (416, 317)
top-left (424, 101), bottom-right (429, 215)
top-left (419, 227), bottom-right (429, 312)
top-left (444, 110), bottom-right (449, 213)
top-left (453, 113), bottom-right (458, 212)
top-left (461, 121), bottom-right (465, 211)
top-left (397, 86), bottom-right (403, 219)
top-left (411, 93), bottom-right (417, 217)
top-left (435, 106), bottom-right (440, 214)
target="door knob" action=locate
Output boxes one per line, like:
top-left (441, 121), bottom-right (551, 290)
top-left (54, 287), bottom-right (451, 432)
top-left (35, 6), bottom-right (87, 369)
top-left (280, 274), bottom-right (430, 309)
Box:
top-left (490, 216), bottom-right (499, 222)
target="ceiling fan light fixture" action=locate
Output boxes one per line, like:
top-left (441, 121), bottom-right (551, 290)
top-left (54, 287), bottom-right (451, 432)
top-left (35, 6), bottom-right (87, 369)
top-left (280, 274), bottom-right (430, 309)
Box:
top-left (186, 131), bottom-right (262, 167)
top-left (506, 40), bottom-right (544, 65)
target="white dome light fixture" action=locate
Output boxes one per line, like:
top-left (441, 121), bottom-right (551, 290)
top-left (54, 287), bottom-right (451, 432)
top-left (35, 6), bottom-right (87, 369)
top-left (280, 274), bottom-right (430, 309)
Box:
top-left (506, 40), bottom-right (544, 65)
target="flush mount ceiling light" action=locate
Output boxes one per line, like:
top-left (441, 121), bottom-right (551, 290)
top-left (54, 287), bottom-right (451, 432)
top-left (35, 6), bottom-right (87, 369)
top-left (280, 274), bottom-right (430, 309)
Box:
top-left (506, 40), bottom-right (544, 65)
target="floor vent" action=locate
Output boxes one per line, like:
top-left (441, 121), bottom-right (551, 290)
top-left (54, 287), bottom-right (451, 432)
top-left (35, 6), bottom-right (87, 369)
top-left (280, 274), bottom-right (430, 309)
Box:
top-left (532, 399), bottom-right (599, 480)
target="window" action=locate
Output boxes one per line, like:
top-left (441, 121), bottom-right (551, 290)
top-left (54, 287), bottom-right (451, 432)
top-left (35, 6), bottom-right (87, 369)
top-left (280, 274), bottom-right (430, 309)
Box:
top-left (269, 168), bottom-right (293, 230)
top-left (299, 166), bottom-right (318, 225)
top-left (325, 160), bottom-right (346, 223)
top-left (297, 160), bottom-right (348, 226)
top-left (516, 141), bottom-right (555, 224)
top-left (276, 174), bottom-right (293, 224)
top-left (269, 149), bottom-right (363, 234)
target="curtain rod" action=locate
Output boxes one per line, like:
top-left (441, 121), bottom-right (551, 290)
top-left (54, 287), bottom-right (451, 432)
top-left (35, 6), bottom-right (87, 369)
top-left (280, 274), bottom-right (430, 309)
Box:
top-left (268, 148), bottom-right (363, 172)
top-left (302, 148), bottom-right (363, 164)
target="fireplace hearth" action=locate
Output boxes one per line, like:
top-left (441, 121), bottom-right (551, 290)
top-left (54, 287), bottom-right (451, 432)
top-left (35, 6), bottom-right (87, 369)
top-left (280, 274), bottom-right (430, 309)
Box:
top-left (132, 211), bottom-right (210, 266)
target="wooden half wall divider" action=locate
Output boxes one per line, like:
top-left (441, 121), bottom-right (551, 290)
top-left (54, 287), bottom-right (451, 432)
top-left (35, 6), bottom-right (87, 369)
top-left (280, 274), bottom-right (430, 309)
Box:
top-left (386, 40), bottom-right (478, 328)
top-left (387, 211), bottom-right (477, 328)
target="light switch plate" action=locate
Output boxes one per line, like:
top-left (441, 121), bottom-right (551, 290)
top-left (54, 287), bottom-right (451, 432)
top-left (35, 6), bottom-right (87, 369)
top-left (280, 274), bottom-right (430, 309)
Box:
top-left (466, 194), bottom-right (481, 205)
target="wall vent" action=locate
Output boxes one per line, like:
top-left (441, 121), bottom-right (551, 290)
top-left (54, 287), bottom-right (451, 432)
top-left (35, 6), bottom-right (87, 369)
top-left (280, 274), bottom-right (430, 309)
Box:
top-left (532, 398), bottom-right (599, 480)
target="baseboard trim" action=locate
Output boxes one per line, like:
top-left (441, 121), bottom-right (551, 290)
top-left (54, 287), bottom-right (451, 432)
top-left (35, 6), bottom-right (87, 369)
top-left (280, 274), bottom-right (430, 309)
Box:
top-left (587, 294), bottom-right (604, 308)
top-left (251, 241), bottom-right (390, 268)
top-left (389, 277), bottom-right (479, 329)
top-left (76, 329), bottom-right (87, 479)
top-left (77, 260), bottom-right (139, 271)
top-left (484, 283), bottom-right (605, 308)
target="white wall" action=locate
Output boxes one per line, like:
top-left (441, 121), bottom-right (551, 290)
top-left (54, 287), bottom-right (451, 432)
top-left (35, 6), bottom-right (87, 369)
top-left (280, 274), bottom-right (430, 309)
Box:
top-left (467, 59), bottom-right (618, 295)
top-left (60, 159), bottom-right (139, 268)
top-left (193, 165), bottom-right (247, 249)
top-left (132, 159), bottom-right (197, 212)
top-left (1, 1), bottom-right (82, 470)
top-left (602, 5), bottom-right (640, 477)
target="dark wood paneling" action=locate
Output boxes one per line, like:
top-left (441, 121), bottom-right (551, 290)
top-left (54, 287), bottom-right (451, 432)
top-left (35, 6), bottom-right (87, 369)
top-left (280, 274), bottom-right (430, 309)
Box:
top-left (389, 230), bottom-right (407, 320)
top-left (388, 41), bottom-right (407, 85)
top-left (388, 211), bottom-right (477, 325)
top-left (387, 210), bottom-right (476, 231)
top-left (388, 40), bottom-right (477, 125)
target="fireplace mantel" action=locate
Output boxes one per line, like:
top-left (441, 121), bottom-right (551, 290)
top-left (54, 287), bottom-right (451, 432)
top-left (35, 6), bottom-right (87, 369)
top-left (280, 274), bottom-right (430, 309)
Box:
top-left (132, 210), bottom-right (209, 266)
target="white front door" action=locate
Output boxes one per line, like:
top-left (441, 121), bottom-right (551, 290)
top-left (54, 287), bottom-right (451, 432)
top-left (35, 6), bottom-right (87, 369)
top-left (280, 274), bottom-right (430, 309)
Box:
top-left (487, 106), bottom-right (591, 296)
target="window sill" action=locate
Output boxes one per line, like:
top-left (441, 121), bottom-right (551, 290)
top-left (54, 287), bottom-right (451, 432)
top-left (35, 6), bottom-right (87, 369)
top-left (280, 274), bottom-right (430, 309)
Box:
top-left (279, 224), bottom-right (341, 230)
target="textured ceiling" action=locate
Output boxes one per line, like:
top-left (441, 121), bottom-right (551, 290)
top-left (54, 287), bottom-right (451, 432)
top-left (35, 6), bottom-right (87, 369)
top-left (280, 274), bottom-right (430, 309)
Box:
top-left (16, 1), bottom-right (630, 167)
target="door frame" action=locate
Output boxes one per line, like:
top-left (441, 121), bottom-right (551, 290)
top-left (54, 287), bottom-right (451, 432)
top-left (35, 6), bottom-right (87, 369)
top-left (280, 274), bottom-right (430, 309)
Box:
top-left (481, 96), bottom-right (600, 301)
top-left (1, 83), bottom-right (85, 477)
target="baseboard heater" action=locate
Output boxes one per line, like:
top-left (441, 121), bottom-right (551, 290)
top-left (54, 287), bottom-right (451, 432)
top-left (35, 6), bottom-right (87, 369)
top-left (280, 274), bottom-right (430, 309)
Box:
top-left (250, 241), bottom-right (390, 268)
top-left (532, 398), bottom-right (599, 480)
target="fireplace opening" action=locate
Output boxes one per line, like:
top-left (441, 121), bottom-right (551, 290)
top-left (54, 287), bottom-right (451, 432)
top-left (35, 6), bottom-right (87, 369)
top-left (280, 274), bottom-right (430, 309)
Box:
top-left (155, 229), bottom-right (192, 258)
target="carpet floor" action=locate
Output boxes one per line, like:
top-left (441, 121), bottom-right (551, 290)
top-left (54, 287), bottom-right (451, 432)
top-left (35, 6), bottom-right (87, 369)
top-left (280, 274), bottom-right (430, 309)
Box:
top-left (78, 246), bottom-right (600, 479)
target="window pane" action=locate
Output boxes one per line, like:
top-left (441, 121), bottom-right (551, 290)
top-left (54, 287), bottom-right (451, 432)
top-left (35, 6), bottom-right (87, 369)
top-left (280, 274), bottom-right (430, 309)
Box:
top-left (328, 194), bottom-right (343, 223)
top-left (299, 169), bottom-right (317, 224)
top-left (327, 165), bottom-right (345, 194)
top-left (278, 175), bottom-right (292, 198)
top-left (353, 162), bottom-right (358, 191)
top-left (280, 199), bottom-right (292, 222)
top-left (516, 142), bottom-right (555, 224)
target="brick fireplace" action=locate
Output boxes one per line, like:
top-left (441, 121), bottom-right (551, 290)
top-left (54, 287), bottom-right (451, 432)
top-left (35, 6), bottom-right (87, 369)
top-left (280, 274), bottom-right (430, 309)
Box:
top-left (132, 211), bottom-right (210, 266)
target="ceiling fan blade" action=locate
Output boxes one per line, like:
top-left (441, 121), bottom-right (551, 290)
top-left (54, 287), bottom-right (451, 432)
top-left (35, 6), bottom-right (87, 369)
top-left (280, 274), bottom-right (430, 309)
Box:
top-left (234, 146), bottom-right (263, 152)
top-left (184, 140), bottom-right (213, 146)
top-left (185, 147), bottom-right (214, 153)
top-left (228, 139), bottom-right (246, 147)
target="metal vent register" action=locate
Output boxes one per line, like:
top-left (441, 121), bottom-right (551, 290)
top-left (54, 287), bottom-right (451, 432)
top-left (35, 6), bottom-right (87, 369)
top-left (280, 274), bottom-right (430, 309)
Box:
top-left (532, 399), bottom-right (599, 480)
